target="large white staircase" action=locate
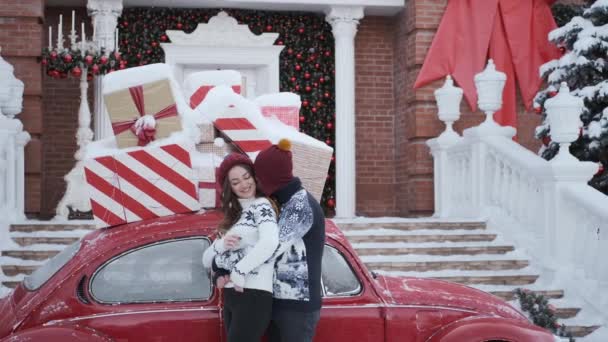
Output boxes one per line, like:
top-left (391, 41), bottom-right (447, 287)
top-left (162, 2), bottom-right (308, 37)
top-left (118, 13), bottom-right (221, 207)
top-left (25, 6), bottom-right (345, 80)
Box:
top-left (336, 219), bottom-right (602, 339)
top-left (0, 222), bottom-right (95, 291)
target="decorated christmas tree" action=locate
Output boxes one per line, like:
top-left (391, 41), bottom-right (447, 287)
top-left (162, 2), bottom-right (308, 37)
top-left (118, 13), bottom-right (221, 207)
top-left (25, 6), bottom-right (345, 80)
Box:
top-left (535, 0), bottom-right (608, 194)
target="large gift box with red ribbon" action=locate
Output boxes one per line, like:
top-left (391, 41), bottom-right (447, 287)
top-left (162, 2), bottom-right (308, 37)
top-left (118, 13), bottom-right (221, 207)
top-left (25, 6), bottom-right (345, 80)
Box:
top-left (83, 143), bottom-right (201, 228)
top-left (104, 79), bottom-right (182, 149)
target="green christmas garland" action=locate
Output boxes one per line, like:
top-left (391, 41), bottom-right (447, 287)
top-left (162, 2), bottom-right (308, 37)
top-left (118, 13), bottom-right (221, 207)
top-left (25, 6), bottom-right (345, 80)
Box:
top-left (514, 288), bottom-right (575, 341)
top-left (41, 47), bottom-right (123, 79)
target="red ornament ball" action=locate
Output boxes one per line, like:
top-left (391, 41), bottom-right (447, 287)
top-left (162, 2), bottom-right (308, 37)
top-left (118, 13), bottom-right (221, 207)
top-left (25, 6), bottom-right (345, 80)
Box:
top-left (295, 65), bottom-right (302, 71)
top-left (71, 66), bottom-right (82, 78)
top-left (324, 51), bottom-right (331, 57)
top-left (319, 77), bottom-right (325, 83)
top-left (542, 135), bottom-right (551, 146)
top-left (324, 92), bottom-right (330, 98)
top-left (176, 22), bottom-right (183, 29)
top-left (160, 34), bottom-right (168, 42)
top-left (277, 40), bottom-right (284, 45)
top-left (298, 27), bottom-right (305, 34)
top-left (596, 163), bottom-right (605, 176)
top-left (287, 48), bottom-right (294, 55)
top-left (315, 63), bottom-right (320, 69)
top-left (331, 155), bottom-right (335, 162)
top-left (312, 107), bottom-right (317, 113)
top-left (151, 41), bottom-right (158, 47)
top-left (304, 72), bottom-right (311, 79)
top-left (296, 53), bottom-right (303, 60)
top-left (84, 55), bottom-right (94, 65)
top-left (305, 86), bottom-right (312, 92)
top-left (41, 59), bottom-right (48, 66)
top-left (100, 56), bottom-right (109, 65)
top-left (295, 85), bottom-right (300, 91)
top-left (136, 53), bottom-right (142, 59)
top-left (302, 100), bottom-right (309, 107)
top-left (266, 25), bottom-right (273, 31)
top-left (326, 122), bottom-right (333, 130)
top-left (122, 21), bottom-right (129, 27)
top-left (119, 64), bottom-right (126, 70)
top-left (299, 116), bottom-right (305, 123)
top-left (113, 52), bottom-right (121, 60)
top-left (290, 76), bottom-right (296, 82)
top-left (325, 138), bottom-right (332, 145)
top-left (63, 54), bottom-right (73, 63)
top-left (91, 64), bottom-right (100, 74)
top-left (316, 101), bottom-right (322, 107)
top-left (327, 198), bottom-right (335, 208)
top-left (50, 51), bottom-right (58, 60)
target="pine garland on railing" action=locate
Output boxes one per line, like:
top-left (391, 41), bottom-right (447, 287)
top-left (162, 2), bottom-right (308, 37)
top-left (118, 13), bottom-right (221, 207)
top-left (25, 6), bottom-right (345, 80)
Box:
top-left (514, 288), bottom-right (575, 341)
top-left (41, 47), bottom-right (124, 80)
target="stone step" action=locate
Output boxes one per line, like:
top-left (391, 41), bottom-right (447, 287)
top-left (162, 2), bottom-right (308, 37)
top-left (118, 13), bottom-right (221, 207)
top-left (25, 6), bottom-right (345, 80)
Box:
top-left (434, 274), bottom-right (539, 286)
top-left (564, 325), bottom-right (601, 338)
top-left (554, 307), bottom-right (581, 320)
top-left (2, 265), bottom-right (39, 277)
top-left (338, 221), bottom-right (486, 231)
top-left (347, 234), bottom-right (497, 244)
top-left (10, 224), bottom-right (95, 233)
top-left (490, 289), bottom-right (564, 301)
top-left (1, 250), bottom-right (60, 261)
top-left (2, 281), bottom-right (20, 289)
top-left (366, 260), bottom-right (529, 272)
top-left (12, 236), bottom-right (80, 247)
top-left (355, 245), bottom-right (514, 256)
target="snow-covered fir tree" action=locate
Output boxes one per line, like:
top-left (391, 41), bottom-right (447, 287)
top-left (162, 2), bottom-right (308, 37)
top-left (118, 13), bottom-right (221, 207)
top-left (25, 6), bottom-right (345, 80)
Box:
top-left (536, 0), bottom-right (608, 194)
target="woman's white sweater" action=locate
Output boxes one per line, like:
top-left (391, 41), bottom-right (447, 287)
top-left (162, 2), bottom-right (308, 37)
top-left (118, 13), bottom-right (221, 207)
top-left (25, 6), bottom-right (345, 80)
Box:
top-left (202, 197), bottom-right (279, 293)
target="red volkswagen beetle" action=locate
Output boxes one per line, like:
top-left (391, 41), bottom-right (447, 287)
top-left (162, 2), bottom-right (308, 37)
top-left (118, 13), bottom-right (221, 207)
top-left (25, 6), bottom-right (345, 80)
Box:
top-left (0, 211), bottom-right (555, 342)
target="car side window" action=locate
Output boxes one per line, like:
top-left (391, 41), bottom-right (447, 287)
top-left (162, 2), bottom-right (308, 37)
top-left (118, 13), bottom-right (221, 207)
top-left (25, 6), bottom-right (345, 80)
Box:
top-left (90, 238), bottom-right (211, 304)
top-left (321, 245), bottom-right (362, 297)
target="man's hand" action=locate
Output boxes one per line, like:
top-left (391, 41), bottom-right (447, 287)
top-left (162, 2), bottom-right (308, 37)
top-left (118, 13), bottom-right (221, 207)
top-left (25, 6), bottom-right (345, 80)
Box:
top-left (215, 275), bottom-right (244, 292)
top-left (223, 235), bottom-right (241, 250)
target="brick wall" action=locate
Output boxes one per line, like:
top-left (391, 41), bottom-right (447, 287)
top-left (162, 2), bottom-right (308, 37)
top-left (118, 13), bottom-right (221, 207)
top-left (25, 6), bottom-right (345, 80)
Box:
top-left (354, 16), bottom-right (398, 216)
top-left (40, 8), bottom-right (92, 218)
top-left (0, 0), bottom-right (44, 215)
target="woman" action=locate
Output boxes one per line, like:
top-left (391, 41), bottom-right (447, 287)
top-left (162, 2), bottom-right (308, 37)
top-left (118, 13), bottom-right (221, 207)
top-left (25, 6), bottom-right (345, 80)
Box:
top-left (202, 152), bottom-right (279, 342)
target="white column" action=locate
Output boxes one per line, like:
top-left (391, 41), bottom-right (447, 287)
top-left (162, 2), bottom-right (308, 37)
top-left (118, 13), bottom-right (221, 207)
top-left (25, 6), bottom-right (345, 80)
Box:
top-left (15, 130), bottom-right (30, 220)
top-left (87, 0), bottom-right (122, 140)
top-left (326, 6), bottom-right (363, 218)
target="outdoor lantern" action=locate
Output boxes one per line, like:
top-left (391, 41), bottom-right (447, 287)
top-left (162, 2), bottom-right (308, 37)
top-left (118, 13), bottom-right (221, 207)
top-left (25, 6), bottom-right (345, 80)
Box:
top-left (434, 75), bottom-right (462, 138)
top-left (3, 78), bottom-right (24, 118)
top-left (544, 82), bottom-right (584, 162)
top-left (474, 59), bottom-right (506, 125)
top-left (0, 47), bottom-right (15, 116)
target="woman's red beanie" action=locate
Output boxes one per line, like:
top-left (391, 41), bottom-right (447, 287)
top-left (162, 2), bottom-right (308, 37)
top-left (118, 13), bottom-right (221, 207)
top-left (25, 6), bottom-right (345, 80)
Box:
top-left (216, 153), bottom-right (254, 185)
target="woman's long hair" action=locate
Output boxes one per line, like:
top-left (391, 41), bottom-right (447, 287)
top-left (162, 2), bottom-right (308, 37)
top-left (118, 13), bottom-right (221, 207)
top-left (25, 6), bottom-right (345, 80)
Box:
top-left (218, 163), bottom-right (264, 235)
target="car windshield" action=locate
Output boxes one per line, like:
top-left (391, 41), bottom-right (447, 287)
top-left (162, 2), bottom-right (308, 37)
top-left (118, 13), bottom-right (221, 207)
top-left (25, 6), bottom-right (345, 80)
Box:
top-left (24, 241), bottom-right (81, 291)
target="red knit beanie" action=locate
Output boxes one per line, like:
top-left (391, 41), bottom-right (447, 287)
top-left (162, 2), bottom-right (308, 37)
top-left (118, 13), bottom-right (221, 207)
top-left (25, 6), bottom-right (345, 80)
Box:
top-left (216, 153), bottom-right (254, 186)
top-left (254, 138), bottom-right (293, 196)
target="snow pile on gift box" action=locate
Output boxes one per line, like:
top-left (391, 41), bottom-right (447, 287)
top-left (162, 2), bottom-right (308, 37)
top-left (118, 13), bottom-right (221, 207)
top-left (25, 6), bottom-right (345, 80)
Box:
top-left (79, 64), bottom-right (332, 229)
top-left (194, 84), bottom-right (332, 201)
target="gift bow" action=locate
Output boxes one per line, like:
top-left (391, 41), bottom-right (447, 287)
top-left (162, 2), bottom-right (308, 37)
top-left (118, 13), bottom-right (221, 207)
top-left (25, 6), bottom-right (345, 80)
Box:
top-left (111, 85), bottom-right (179, 146)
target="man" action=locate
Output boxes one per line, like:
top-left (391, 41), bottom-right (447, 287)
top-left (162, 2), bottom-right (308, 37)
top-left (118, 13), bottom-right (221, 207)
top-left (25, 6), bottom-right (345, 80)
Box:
top-left (253, 138), bottom-right (326, 342)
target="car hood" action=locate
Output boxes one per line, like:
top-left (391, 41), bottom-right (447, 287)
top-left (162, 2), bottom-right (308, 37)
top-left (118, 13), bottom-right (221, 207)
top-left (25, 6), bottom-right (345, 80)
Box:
top-left (374, 275), bottom-right (525, 320)
top-left (0, 293), bottom-right (16, 338)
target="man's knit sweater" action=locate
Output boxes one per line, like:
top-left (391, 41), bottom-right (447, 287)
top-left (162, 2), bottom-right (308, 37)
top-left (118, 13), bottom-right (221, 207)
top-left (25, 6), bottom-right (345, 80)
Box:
top-left (202, 197), bottom-right (279, 293)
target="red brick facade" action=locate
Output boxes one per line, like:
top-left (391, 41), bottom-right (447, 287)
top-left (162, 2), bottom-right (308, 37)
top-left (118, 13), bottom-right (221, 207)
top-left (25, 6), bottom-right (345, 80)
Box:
top-left (7, 2), bottom-right (568, 217)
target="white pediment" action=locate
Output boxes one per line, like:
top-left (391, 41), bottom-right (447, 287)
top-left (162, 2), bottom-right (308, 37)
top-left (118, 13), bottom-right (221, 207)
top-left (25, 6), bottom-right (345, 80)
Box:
top-left (165, 11), bottom-right (279, 47)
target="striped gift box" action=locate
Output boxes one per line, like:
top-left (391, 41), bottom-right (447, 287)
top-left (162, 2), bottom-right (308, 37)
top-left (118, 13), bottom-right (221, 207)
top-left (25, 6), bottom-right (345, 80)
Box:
top-left (260, 106), bottom-right (300, 130)
top-left (213, 106), bottom-right (272, 160)
top-left (83, 143), bottom-right (201, 228)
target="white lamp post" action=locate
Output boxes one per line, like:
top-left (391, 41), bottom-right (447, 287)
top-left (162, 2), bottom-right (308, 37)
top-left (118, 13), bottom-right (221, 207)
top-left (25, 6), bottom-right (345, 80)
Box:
top-left (544, 82), bottom-right (584, 164)
top-left (435, 75), bottom-right (463, 142)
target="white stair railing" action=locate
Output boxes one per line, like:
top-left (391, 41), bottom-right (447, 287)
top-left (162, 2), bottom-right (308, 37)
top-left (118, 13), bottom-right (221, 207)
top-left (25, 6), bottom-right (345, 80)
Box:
top-left (428, 61), bottom-right (608, 309)
top-left (0, 47), bottom-right (30, 223)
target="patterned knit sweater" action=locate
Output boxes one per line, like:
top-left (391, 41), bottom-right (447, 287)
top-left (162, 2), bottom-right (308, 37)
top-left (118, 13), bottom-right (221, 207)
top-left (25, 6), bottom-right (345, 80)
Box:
top-left (202, 197), bottom-right (279, 293)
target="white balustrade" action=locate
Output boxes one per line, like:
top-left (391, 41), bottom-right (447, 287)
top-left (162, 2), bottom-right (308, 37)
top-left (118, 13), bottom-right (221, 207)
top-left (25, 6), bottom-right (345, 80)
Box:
top-left (428, 59), bottom-right (608, 311)
top-left (0, 47), bottom-right (30, 223)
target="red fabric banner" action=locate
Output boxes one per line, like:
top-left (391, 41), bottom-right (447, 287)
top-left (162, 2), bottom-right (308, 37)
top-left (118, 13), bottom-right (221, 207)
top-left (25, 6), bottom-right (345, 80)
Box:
top-left (414, 0), bottom-right (561, 130)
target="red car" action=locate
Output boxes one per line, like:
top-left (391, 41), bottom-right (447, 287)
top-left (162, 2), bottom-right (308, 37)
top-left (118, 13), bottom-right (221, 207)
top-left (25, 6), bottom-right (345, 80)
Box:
top-left (0, 211), bottom-right (555, 342)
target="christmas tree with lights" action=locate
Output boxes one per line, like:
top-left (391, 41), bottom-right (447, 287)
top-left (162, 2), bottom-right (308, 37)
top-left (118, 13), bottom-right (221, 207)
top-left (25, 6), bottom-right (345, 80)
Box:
top-left (535, 0), bottom-right (608, 194)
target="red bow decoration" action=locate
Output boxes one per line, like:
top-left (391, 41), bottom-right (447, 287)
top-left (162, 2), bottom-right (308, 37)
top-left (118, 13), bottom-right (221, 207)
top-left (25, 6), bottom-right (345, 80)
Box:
top-left (111, 85), bottom-right (179, 146)
top-left (414, 0), bottom-right (561, 133)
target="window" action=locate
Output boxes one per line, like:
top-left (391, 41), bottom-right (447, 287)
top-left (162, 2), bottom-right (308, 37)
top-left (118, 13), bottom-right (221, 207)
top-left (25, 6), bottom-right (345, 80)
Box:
top-left (24, 241), bottom-right (81, 291)
top-left (321, 245), bottom-right (361, 297)
top-left (90, 238), bottom-right (211, 304)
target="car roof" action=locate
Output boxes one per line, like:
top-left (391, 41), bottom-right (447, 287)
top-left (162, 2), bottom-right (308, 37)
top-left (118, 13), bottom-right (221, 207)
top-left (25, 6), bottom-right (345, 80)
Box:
top-left (76, 210), bottom-right (347, 260)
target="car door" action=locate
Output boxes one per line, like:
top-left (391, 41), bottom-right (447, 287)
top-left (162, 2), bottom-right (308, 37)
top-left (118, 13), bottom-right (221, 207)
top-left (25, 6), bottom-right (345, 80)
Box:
top-left (314, 243), bottom-right (385, 342)
top-left (79, 237), bottom-right (221, 342)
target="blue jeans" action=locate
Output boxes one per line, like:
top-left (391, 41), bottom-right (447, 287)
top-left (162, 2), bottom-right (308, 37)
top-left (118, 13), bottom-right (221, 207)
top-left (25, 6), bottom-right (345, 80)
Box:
top-left (268, 309), bottom-right (321, 342)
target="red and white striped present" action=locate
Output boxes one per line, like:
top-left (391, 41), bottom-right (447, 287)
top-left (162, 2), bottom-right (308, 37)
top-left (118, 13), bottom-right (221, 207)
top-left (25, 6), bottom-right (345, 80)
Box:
top-left (213, 106), bottom-right (272, 160)
top-left (184, 70), bottom-right (243, 109)
top-left (83, 143), bottom-right (201, 228)
top-left (255, 93), bottom-right (301, 130)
